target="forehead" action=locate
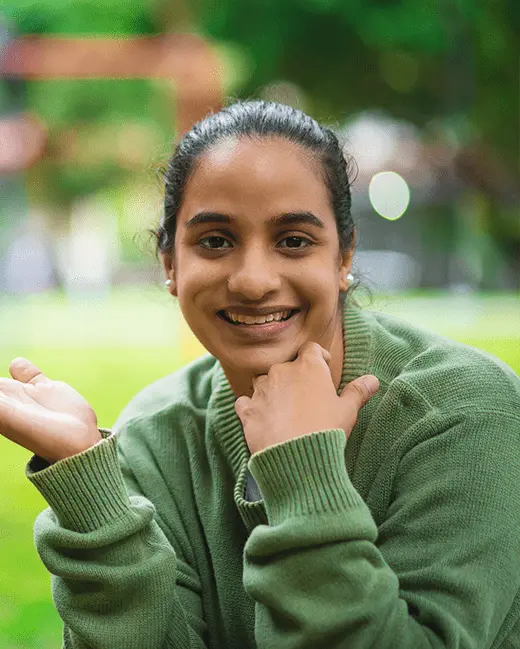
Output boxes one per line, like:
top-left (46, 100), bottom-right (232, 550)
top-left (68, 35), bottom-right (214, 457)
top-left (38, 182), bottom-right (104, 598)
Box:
top-left (178, 136), bottom-right (335, 226)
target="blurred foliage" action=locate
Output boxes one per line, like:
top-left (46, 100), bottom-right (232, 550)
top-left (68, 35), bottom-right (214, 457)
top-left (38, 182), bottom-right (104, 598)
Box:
top-left (196, 0), bottom-right (519, 170)
top-left (2, 0), bottom-right (158, 35)
top-left (24, 79), bottom-right (173, 208)
top-left (2, 0), bottom-right (519, 229)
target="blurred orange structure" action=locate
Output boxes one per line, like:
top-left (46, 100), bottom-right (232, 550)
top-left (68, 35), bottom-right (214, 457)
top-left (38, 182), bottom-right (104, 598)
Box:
top-left (1, 33), bottom-right (223, 172)
top-left (0, 112), bottom-right (47, 172)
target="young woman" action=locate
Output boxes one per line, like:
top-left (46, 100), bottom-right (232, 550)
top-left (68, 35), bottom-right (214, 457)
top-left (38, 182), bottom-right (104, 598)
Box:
top-left (2, 101), bottom-right (520, 649)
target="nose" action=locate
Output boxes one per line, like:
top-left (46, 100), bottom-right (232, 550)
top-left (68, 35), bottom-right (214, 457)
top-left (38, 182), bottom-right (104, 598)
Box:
top-left (226, 246), bottom-right (282, 300)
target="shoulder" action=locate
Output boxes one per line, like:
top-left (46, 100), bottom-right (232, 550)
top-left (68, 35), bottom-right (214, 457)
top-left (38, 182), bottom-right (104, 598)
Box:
top-left (113, 352), bottom-right (219, 435)
top-left (367, 309), bottom-right (520, 418)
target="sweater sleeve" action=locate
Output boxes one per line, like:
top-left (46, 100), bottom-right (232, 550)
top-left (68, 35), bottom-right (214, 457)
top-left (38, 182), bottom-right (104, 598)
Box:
top-left (26, 429), bottom-right (208, 649)
top-left (243, 412), bottom-right (520, 649)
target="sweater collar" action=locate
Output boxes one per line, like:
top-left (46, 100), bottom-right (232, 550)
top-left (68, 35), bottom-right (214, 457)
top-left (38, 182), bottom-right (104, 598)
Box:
top-left (208, 300), bottom-right (373, 530)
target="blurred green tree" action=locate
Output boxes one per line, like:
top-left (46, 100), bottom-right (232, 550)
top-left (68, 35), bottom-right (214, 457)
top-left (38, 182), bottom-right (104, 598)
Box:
top-left (197, 0), bottom-right (518, 170)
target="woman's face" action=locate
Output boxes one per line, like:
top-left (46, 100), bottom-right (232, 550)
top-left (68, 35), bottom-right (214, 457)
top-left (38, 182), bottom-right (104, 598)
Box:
top-left (164, 136), bottom-right (352, 387)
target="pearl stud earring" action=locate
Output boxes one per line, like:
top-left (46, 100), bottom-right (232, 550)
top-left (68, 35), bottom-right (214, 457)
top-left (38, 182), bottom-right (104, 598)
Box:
top-left (165, 279), bottom-right (172, 287)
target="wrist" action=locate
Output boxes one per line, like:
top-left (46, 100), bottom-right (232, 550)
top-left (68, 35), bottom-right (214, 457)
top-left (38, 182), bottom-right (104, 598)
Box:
top-left (248, 429), bottom-right (367, 524)
top-left (51, 428), bottom-right (103, 463)
top-left (26, 431), bottom-right (131, 532)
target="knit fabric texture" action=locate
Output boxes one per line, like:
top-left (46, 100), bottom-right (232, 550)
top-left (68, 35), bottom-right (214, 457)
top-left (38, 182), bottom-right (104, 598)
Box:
top-left (26, 301), bottom-right (520, 649)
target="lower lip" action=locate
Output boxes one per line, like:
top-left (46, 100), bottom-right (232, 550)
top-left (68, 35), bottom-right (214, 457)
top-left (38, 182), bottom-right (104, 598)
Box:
top-left (218, 311), bottom-right (300, 339)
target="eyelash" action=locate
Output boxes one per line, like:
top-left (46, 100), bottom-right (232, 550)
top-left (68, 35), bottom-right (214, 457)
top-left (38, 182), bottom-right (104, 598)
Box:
top-left (198, 235), bottom-right (314, 252)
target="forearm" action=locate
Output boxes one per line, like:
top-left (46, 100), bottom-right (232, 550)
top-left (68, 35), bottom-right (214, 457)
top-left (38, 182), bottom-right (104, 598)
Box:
top-left (27, 433), bottom-right (207, 649)
top-left (245, 519), bottom-right (439, 648)
top-left (243, 429), bottom-right (489, 649)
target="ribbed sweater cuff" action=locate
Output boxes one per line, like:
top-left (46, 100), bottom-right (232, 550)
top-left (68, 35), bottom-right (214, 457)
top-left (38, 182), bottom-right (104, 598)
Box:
top-left (25, 430), bottom-right (131, 533)
top-left (248, 429), bottom-right (366, 525)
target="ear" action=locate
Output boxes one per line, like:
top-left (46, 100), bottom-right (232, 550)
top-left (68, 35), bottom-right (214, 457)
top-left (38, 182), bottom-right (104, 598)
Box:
top-left (161, 252), bottom-right (178, 297)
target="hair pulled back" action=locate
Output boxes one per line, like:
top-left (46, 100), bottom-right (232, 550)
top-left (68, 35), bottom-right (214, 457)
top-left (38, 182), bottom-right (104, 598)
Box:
top-left (155, 100), bottom-right (355, 257)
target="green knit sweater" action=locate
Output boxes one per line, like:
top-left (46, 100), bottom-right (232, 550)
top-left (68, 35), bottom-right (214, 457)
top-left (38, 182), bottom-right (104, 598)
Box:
top-left (26, 302), bottom-right (520, 649)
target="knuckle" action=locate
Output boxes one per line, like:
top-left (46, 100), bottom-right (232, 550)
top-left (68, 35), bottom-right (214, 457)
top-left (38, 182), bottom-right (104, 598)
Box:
top-left (301, 341), bottom-right (320, 354)
top-left (299, 342), bottom-right (323, 362)
top-left (235, 396), bottom-right (251, 415)
top-left (353, 380), bottom-right (369, 401)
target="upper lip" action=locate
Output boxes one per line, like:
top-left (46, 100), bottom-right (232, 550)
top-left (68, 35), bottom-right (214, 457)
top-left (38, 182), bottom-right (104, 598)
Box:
top-left (219, 306), bottom-right (299, 316)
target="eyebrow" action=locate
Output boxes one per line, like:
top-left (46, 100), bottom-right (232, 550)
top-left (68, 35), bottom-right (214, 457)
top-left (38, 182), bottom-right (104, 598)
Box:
top-left (184, 211), bottom-right (325, 230)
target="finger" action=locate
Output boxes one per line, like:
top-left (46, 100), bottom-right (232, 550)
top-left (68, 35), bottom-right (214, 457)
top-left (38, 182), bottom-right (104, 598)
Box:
top-left (340, 375), bottom-right (379, 410)
top-left (0, 394), bottom-right (54, 461)
top-left (234, 395), bottom-right (250, 420)
top-left (0, 378), bottom-right (33, 405)
top-left (9, 358), bottom-right (49, 385)
top-left (322, 349), bottom-right (332, 368)
top-left (297, 341), bottom-right (332, 366)
top-left (0, 377), bottom-right (22, 394)
top-left (251, 374), bottom-right (268, 390)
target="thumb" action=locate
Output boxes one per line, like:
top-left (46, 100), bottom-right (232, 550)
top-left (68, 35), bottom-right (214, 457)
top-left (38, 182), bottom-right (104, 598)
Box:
top-left (9, 358), bottom-right (50, 385)
top-left (340, 375), bottom-right (379, 410)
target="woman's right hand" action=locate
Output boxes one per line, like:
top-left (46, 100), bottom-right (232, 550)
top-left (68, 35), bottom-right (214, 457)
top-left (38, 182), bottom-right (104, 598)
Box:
top-left (0, 357), bottom-right (101, 464)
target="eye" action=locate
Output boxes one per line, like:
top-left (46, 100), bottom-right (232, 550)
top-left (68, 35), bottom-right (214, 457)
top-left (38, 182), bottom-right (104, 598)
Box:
top-left (198, 236), bottom-right (233, 251)
top-left (278, 236), bottom-right (313, 250)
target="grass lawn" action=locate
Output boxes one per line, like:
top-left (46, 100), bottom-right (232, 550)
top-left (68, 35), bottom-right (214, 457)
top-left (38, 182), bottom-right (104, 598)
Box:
top-left (0, 289), bottom-right (518, 648)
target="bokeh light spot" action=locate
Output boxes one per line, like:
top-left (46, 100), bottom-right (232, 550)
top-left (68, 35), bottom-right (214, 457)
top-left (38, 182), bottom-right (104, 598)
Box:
top-left (368, 171), bottom-right (410, 221)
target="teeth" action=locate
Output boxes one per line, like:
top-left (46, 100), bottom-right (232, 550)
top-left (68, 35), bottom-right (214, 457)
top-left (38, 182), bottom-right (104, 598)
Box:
top-left (224, 310), bottom-right (292, 325)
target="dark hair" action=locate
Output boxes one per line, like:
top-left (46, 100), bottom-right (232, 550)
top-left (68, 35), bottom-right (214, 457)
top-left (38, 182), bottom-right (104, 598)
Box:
top-left (154, 100), bottom-right (356, 260)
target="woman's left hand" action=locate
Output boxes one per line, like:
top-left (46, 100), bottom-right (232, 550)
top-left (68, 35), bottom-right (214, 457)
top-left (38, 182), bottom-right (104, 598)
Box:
top-left (235, 342), bottom-right (379, 455)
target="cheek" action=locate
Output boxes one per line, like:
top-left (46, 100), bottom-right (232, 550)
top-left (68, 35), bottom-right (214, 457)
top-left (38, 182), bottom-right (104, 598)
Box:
top-left (299, 265), bottom-right (340, 301)
top-left (176, 261), bottom-right (220, 297)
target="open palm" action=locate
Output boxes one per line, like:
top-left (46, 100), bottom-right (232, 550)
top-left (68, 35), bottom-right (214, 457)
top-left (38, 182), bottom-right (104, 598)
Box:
top-left (0, 358), bottom-right (100, 464)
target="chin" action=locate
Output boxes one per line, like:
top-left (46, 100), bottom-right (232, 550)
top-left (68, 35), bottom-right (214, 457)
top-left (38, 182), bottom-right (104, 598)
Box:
top-left (225, 347), bottom-right (297, 376)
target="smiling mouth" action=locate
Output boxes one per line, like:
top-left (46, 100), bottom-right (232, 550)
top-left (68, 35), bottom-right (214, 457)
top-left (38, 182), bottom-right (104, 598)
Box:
top-left (218, 309), bottom-right (300, 326)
